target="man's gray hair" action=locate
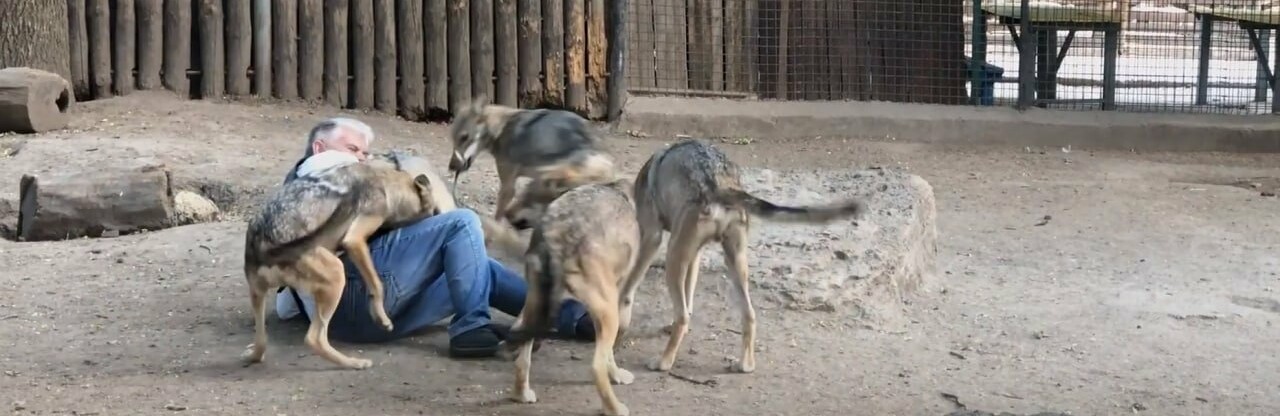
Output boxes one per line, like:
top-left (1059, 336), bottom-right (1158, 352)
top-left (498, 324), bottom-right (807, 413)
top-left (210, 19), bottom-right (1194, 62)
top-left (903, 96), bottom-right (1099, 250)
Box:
top-left (303, 117), bottom-right (375, 158)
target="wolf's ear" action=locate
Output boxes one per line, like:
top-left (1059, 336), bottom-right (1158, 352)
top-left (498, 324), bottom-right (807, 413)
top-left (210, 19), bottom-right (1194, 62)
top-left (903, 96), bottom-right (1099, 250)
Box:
top-left (471, 93), bottom-right (489, 111)
top-left (413, 173), bottom-right (431, 188)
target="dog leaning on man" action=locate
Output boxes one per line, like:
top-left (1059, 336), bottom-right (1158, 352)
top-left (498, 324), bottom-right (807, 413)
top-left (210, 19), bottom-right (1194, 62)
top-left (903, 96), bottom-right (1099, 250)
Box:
top-left (244, 117), bottom-right (598, 369)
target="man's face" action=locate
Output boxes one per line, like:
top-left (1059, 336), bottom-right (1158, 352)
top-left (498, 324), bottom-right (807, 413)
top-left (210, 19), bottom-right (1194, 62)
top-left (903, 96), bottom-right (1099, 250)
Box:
top-left (312, 126), bottom-right (370, 161)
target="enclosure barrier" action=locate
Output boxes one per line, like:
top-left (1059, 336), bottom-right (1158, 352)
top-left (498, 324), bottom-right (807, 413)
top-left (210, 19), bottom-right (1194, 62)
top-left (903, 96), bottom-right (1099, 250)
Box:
top-left (57, 0), bottom-right (1280, 118)
top-left (65, 0), bottom-right (626, 121)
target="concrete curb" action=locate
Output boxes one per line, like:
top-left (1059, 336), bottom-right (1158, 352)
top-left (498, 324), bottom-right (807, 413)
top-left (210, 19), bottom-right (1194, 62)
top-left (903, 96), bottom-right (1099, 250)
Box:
top-left (613, 97), bottom-right (1280, 153)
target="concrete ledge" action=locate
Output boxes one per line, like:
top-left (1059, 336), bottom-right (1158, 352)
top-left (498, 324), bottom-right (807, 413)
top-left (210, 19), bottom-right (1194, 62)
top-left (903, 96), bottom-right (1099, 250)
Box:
top-left (615, 97), bottom-right (1280, 153)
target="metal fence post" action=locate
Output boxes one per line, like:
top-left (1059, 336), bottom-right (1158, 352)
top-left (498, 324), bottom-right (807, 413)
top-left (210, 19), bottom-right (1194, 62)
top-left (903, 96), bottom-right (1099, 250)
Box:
top-left (1017, 0), bottom-right (1035, 109)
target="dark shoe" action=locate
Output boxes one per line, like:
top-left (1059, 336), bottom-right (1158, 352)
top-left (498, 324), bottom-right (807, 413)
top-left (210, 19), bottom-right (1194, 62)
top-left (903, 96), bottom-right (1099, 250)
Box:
top-left (573, 315), bottom-right (596, 342)
top-left (449, 326), bottom-right (502, 358)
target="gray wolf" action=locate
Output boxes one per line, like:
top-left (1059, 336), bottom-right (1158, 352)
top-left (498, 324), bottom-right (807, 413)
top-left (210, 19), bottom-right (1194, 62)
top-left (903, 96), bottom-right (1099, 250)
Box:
top-left (628, 138), bottom-right (868, 374)
top-left (445, 95), bottom-right (616, 221)
top-left (499, 177), bottom-right (641, 416)
top-left (241, 157), bottom-right (441, 369)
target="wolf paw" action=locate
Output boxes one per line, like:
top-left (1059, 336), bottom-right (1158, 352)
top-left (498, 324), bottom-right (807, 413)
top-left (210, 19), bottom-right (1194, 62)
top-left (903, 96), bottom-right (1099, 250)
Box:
top-left (344, 358), bottom-right (374, 370)
top-left (610, 368), bottom-right (635, 385)
top-left (511, 388), bottom-right (537, 404)
top-left (646, 357), bottom-right (671, 372)
top-left (240, 344), bottom-right (265, 366)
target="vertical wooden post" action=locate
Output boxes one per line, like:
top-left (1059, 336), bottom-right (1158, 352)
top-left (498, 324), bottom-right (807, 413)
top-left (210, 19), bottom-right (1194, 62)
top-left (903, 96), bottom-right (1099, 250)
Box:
top-left (299, 0), bottom-right (323, 100)
top-left (198, 0), bottom-right (225, 98)
top-left (162, 0), bottom-right (190, 96)
top-left (448, 0), bottom-right (472, 111)
top-left (776, 0), bottom-right (788, 99)
top-left (564, 0), bottom-right (586, 113)
top-left (253, 0), bottom-right (272, 95)
top-left (606, 0), bottom-right (627, 121)
top-left (1016, 0), bottom-right (1034, 109)
top-left (397, 0), bottom-right (425, 119)
top-left (541, 0), bottom-right (563, 106)
top-left (426, 0), bottom-right (449, 112)
top-left (226, 0), bottom-right (252, 95)
top-left (586, 0), bottom-right (606, 118)
top-left (472, 0), bottom-right (494, 100)
top-left (494, 0), bottom-right (518, 106)
top-left (373, 0), bottom-right (395, 112)
top-left (323, 0), bottom-right (349, 107)
top-left (272, 0), bottom-right (298, 99)
top-left (724, 0), bottom-right (743, 92)
top-left (113, 0), bottom-right (136, 96)
top-left (68, 0), bottom-right (91, 98)
top-left (351, 0), bottom-right (375, 108)
top-left (87, 0), bottom-right (112, 99)
top-left (688, 0), bottom-right (707, 91)
top-left (136, 0), bottom-right (164, 90)
top-left (517, 0), bottom-right (542, 107)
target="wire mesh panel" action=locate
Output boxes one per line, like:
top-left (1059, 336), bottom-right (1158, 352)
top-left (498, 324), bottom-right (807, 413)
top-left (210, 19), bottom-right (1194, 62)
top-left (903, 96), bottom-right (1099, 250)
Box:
top-left (971, 0), bottom-right (1280, 113)
top-left (626, 0), bottom-right (1280, 114)
top-left (627, 0), bottom-right (969, 104)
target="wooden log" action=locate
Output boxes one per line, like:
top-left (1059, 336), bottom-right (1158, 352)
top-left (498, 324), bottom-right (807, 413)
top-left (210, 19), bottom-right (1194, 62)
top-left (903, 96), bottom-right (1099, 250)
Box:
top-left (351, 0), bottom-right (374, 108)
top-left (517, 0), bottom-right (541, 107)
top-left (17, 160), bottom-right (175, 242)
top-left (226, 0), bottom-right (252, 95)
top-left (425, 0), bottom-right (448, 113)
top-left (323, 0), bottom-right (349, 107)
top-left (606, 0), bottom-right (626, 121)
top-left (397, 0), bottom-right (425, 119)
top-left (87, 0), bottom-right (112, 99)
top-left (541, 0), bottom-right (563, 105)
top-left (298, 0), bottom-right (323, 100)
top-left (162, 0), bottom-right (191, 96)
top-left (471, 0), bottom-right (494, 100)
top-left (136, 0), bottom-right (163, 90)
top-left (272, 0), bottom-right (297, 99)
top-left (564, 0), bottom-right (586, 113)
top-left (252, 0), bottom-right (272, 95)
top-left (67, 0), bottom-right (91, 98)
top-left (493, 0), bottom-right (517, 106)
top-left (447, 0), bottom-right (471, 112)
top-left (585, 0), bottom-right (606, 118)
top-left (0, 67), bottom-right (74, 134)
top-left (198, 0), bottom-right (225, 98)
top-left (372, 0), bottom-right (394, 112)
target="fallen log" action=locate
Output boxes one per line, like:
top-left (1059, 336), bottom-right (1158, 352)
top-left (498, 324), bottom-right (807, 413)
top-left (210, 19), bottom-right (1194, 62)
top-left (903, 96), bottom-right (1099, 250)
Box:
top-left (18, 160), bottom-right (175, 242)
top-left (0, 67), bottom-right (74, 134)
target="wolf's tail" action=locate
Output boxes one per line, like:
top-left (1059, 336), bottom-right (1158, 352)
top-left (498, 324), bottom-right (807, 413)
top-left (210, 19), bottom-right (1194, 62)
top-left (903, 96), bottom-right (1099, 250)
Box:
top-left (716, 188), bottom-right (867, 224)
top-left (504, 234), bottom-right (564, 346)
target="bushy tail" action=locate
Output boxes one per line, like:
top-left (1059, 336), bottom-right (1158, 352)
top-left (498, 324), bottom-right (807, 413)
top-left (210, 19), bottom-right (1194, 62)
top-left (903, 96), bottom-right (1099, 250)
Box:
top-left (479, 215), bottom-right (530, 258)
top-left (717, 188), bottom-right (867, 224)
top-left (505, 236), bottom-right (563, 346)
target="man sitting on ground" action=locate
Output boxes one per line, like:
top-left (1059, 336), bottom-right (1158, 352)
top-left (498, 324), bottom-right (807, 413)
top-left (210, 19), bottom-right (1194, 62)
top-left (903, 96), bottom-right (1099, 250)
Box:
top-left (274, 117), bottom-right (596, 358)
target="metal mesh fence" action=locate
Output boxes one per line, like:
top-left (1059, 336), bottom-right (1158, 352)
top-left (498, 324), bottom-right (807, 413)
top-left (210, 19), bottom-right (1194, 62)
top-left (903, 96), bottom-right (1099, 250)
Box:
top-left (625, 0), bottom-right (1280, 114)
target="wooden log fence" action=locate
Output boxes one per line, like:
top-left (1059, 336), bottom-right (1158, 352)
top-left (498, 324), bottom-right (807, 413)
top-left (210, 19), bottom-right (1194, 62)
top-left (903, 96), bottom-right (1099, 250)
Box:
top-left (57, 0), bottom-right (966, 121)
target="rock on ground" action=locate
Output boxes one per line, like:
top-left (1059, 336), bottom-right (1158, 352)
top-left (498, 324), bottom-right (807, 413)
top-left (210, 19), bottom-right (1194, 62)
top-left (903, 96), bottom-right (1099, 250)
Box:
top-left (172, 190), bottom-right (221, 226)
top-left (692, 167), bottom-right (939, 326)
top-left (0, 196), bottom-right (14, 239)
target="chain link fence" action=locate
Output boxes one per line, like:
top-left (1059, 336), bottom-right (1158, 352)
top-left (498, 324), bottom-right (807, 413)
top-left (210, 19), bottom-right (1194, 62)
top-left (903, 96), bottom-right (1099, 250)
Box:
top-left (626, 0), bottom-right (1280, 114)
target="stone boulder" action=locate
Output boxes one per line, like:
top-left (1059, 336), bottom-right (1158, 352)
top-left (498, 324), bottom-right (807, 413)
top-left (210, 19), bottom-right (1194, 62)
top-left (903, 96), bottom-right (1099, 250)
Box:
top-left (692, 167), bottom-right (939, 324)
top-left (172, 190), bottom-right (221, 226)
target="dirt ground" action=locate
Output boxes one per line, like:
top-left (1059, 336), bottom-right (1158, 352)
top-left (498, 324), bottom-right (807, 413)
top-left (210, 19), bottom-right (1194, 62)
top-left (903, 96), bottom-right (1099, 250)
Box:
top-left (1, 91), bottom-right (1278, 416)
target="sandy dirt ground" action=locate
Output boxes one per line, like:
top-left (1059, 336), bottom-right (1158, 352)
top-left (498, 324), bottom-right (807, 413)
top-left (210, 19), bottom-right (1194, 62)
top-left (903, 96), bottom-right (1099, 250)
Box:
top-left (1, 91), bottom-right (1278, 416)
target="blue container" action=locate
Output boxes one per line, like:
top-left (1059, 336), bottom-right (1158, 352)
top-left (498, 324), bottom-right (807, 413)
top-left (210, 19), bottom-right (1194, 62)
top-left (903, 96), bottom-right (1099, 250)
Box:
top-left (966, 57), bottom-right (1004, 106)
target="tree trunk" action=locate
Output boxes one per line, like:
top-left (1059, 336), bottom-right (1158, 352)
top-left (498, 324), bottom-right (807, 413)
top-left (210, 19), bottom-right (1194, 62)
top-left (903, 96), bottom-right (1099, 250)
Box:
top-left (0, 1), bottom-right (72, 82)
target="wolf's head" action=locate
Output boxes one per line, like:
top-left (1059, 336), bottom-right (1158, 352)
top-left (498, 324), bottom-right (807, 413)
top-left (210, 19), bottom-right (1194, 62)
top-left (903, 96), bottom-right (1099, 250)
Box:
top-left (447, 94), bottom-right (493, 173)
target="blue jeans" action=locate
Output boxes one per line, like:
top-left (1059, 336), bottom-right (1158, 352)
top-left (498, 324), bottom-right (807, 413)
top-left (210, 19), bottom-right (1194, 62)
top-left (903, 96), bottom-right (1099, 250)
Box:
top-left (324, 209), bottom-right (590, 343)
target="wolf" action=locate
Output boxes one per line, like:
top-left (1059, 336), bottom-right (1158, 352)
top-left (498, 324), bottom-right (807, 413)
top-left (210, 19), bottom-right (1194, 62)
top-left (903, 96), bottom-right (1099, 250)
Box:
top-left (627, 138), bottom-right (869, 375)
top-left (498, 176), bottom-right (642, 416)
top-left (240, 155), bottom-right (441, 370)
top-left (445, 95), bottom-right (617, 221)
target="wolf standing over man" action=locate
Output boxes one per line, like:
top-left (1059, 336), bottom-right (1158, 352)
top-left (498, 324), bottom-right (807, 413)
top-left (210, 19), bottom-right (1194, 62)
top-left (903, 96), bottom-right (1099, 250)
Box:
top-left (272, 117), bottom-right (597, 358)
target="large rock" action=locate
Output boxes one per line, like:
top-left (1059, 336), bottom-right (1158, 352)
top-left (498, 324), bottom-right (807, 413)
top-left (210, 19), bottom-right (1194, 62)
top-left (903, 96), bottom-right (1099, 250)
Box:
top-left (692, 167), bottom-right (939, 324)
top-left (172, 190), bottom-right (221, 226)
top-left (0, 67), bottom-right (74, 134)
